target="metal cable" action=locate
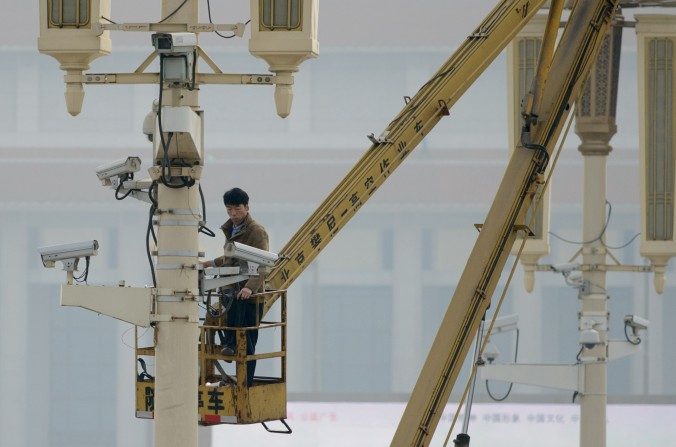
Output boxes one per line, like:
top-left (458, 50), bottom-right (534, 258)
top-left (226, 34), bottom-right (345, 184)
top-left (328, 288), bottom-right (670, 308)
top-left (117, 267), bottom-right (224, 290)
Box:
top-left (158, 0), bottom-right (189, 23)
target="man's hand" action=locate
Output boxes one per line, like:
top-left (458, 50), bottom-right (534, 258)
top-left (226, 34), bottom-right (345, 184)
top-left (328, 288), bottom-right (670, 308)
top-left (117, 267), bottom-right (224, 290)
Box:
top-left (237, 287), bottom-right (253, 299)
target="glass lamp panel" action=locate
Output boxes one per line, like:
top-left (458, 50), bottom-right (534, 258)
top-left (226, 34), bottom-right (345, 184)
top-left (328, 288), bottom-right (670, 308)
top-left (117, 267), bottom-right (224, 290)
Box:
top-left (261, 0), bottom-right (301, 30)
top-left (273, 0), bottom-right (288, 26)
top-left (50, 0), bottom-right (89, 27)
top-left (289, 0), bottom-right (301, 28)
top-left (518, 37), bottom-right (544, 238)
top-left (646, 38), bottom-right (674, 241)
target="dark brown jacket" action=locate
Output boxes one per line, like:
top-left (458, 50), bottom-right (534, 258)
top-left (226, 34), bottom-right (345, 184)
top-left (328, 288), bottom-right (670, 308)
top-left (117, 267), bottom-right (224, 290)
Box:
top-left (213, 213), bottom-right (269, 292)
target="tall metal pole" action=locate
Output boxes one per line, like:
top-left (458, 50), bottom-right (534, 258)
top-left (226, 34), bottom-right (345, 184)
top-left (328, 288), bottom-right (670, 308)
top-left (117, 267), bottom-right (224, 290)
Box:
top-left (154, 2), bottom-right (201, 447)
top-left (577, 148), bottom-right (610, 447)
top-left (575, 16), bottom-right (622, 447)
top-left (453, 320), bottom-right (485, 447)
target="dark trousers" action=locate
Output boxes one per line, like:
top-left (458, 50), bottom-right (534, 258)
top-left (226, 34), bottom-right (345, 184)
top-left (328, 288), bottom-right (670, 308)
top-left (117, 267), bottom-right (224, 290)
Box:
top-left (223, 298), bottom-right (263, 386)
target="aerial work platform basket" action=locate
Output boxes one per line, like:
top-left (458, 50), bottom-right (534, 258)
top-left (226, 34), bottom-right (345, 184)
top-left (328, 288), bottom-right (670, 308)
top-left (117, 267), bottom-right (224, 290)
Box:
top-left (134, 290), bottom-right (288, 429)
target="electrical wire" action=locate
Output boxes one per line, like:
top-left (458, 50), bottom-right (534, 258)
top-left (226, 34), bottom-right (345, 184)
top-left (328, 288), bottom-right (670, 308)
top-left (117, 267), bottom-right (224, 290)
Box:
top-left (149, 182), bottom-right (158, 245)
top-left (120, 326), bottom-right (150, 350)
top-left (115, 182), bottom-right (135, 200)
top-left (146, 182), bottom-right (158, 288)
top-left (157, 57), bottom-right (194, 189)
top-left (549, 200), bottom-right (612, 245)
top-left (137, 358), bottom-right (155, 380)
top-left (624, 323), bottom-right (641, 345)
top-left (485, 328), bottom-right (519, 402)
top-left (603, 232), bottom-right (641, 250)
top-left (73, 256), bottom-right (90, 283)
top-left (521, 134), bottom-right (550, 175)
top-left (575, 346), bottom-right (584, 362)
top-left (199, 184), bottom-right (216, 237)
top-left (100, 16), bottom-right (117, 24)
top-left (205, 0), bottom-right (250, 39)
top-left (114, 173), bottom-right (141, 201)
top-left (550, 200), bottom-right (641, 250)
top-left (158, 0), bottom-right (189, 23)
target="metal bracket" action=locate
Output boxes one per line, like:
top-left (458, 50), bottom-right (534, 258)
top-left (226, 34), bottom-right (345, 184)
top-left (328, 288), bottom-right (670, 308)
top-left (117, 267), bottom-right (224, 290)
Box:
top-left (61, 258), bottom-right (79, 272)
top-left (469, 27), bottom-right (489, 39)
top-left (155, 208), bottom-right (202, 217)
top-left (153, 219), bottom-right (202, 227)
top-left (367, 130), bottom-right (392, 145)
top-left (155, 294), bottom-right (197, 303)
top-left (155, 263), bottom-right (198, 271)
top-left (203, 267), bottom-right (241, 276)
top-left (437, 99), bottom-right (450, 116)
top-left (150, 314), bottom-right (199, 323)
top-left (148, 166), bottom-right (202, 181)
top-left (474, 223), bottom-right (534, 237)
top-left (152, 288), bottom-right (199, 302)
top-left (93, 21), bottom-right (245, 36)
top-left (480, 363), bottom-right (583, 393)
top-left (201, 274), bottom-right (250, 292)
top-left (154, 249), bottom-right (204, 257)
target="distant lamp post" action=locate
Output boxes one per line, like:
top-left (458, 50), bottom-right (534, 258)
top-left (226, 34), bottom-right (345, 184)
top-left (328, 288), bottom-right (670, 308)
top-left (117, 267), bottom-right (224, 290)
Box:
top-left (575, 15), bottom-right (623, 155)
top-left (636, 14), bottom-right (676, 294)
top-left (507, 14), bottom-right (550, 293)
top-left (38, 0), bottom-right (111, 116)
top-left (249, 0), bottom-right (319, 117)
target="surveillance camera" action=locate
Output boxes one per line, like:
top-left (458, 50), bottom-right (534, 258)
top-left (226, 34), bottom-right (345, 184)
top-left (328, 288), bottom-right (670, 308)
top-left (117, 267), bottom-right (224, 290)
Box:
top-left (39, 240), bottom-right (99, 269)
top-left (224, 242), bottom-right (279, 267)
top-left (152, 33), bottom-right (197, 54)
top-left (482, 342), bottom-right (500, 364)
top-left (152, 33), bottom-right (197, 84)
top-left (96, 157), bottom-right (142, 186)
top-left (143, 101), bottom-right (158, 142)
top-left (565, 271), bottom-right (585, 289)
top-left (552, 262), bottom-right (581, 275)
top-left (579, 328), bottom-right (601, 349)
top-left (489, 314), bottom-right (519, 334)
top-left (624, 315), bottom-right (649, 332)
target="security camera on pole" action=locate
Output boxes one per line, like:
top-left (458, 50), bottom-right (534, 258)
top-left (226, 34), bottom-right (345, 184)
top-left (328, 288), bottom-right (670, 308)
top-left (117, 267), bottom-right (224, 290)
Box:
top-left (37, 1), bottom-right (318, 446)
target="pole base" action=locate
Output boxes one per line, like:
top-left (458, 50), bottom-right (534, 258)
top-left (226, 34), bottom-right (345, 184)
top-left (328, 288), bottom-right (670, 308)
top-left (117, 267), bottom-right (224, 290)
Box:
top-left (454, 433), bottom-right (470, 447)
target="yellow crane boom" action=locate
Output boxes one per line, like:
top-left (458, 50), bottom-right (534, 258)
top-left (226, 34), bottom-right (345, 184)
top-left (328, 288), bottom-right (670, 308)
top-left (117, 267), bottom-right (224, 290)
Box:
top-left (392, 1), bottom-right (619, 445)
top-left (259, 0), bottom-right (619, 445)
top-left (265, 0), bottom-right (548, 301)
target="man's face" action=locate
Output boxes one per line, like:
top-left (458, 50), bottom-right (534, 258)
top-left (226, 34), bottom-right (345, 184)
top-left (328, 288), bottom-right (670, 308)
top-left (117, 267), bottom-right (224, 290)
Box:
top-left (226, 204), bottom-right (249, 225)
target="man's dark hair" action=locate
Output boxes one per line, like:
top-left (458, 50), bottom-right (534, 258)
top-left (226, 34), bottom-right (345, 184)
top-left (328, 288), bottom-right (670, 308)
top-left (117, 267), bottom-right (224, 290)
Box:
top-left (222, 187), bottom-right (249, 206)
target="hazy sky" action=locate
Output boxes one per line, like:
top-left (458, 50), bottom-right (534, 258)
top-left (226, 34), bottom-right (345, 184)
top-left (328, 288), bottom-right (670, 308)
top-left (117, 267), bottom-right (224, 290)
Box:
top-left (3, 1), bottom-right (517, 48)
top-left (6, 1), bottom-right (671, 51)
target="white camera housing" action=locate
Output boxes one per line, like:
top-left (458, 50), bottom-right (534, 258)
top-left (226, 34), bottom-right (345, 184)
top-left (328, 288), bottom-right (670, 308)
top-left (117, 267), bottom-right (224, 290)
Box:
top-left (96, 157), bottom-right (142, 186)
top-left (482, 342), bottom-right (500, 363)
top-left (143, 100), bottom-right (159, 142)
top-left (39, 240), bottom-right (99, 269)
top-left (224, 242), bottom-right (279, 267)
top-left (624, 314), bottom-right (649, 332)
top-left (152, 32), bottom-right (197, 54)
top-left (489, 314), bottom-right (519, 334)
top-left (579, 328), bottom-right (601, 349)
top-left (552, 262), bottom-right (581, 274)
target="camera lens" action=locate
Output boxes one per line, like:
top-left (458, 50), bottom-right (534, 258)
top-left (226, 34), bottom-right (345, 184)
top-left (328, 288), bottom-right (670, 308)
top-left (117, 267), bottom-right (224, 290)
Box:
top-left (157, 36), bottom-right (172, 50)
